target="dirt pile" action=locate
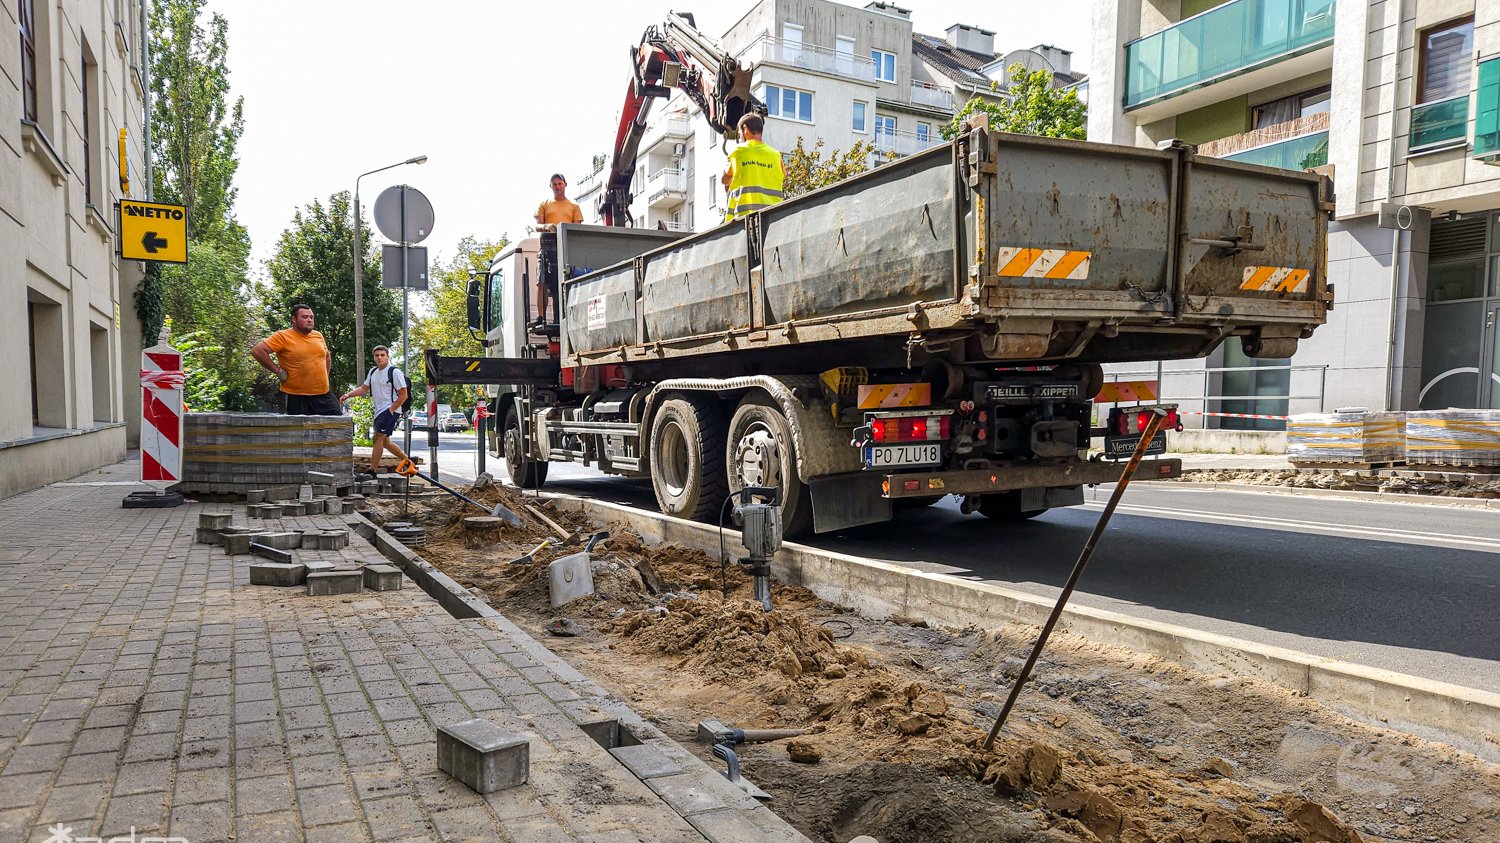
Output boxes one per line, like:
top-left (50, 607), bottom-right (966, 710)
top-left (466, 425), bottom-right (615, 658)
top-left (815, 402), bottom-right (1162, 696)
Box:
top-left (1179, 469), bottom-right (1500, 499)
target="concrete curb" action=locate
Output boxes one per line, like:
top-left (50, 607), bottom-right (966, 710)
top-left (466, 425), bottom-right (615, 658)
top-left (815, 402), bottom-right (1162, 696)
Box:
top-left (355, 513), bottom-right (809, 841)
top-left (1165, 479), bottom-right (1500, 510)
top-left (549, 495), bottom-right (1500, 764)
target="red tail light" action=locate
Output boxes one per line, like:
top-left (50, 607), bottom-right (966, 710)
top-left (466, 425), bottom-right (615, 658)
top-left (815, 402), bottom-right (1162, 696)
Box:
top-left (872, 419), bottom-right (886, 441)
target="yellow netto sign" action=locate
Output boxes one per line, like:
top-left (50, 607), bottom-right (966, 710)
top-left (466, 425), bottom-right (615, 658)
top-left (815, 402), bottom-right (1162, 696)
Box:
top-left (118, 199), bottom-right (188, 264)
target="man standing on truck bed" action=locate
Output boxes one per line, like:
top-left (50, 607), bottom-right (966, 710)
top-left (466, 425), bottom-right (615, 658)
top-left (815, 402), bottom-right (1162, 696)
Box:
top-left (722, 114), bottom-right (783, 223)
top-left (251, 304), bottom-right (339, 415)
top-left (533, 173), bottom-right (583, 326)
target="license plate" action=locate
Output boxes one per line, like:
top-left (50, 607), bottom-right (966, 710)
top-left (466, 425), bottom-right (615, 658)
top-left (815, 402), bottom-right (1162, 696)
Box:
top-left (864, 443), bottom-right (942, 468)
top-left (1103, 431), bottom-right (1167, 459)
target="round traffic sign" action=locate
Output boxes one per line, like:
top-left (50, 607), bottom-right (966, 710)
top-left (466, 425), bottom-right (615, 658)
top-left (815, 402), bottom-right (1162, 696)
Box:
top-left (373, 185), bottom-right (435, 243)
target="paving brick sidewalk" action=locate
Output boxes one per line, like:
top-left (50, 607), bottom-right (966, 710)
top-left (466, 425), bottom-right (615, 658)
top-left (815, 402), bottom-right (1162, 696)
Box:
top-left (0, 460), bottom-right (804, 842)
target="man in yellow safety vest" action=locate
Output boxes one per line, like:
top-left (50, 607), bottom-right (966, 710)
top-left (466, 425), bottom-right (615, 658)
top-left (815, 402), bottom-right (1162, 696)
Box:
top-left (721, 113), bottom-right (784, 223)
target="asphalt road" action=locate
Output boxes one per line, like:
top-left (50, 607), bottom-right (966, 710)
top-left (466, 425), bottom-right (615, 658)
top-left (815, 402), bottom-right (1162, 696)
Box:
top-left (422, 430), bottom-right (1500, 694)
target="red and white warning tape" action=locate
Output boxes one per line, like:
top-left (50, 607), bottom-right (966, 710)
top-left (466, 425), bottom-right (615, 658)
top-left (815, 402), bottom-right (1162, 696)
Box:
top-left (1181, 410), bottom-right (1289, 421)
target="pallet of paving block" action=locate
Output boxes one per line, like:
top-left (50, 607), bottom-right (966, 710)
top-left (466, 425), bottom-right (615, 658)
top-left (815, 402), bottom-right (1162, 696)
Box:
top-left (1404, 410), bottom-right (1500, 468)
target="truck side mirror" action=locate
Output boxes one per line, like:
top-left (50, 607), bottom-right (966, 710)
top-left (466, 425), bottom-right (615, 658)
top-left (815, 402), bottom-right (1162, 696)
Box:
top-left (466, 277), bottom-right (483, 331)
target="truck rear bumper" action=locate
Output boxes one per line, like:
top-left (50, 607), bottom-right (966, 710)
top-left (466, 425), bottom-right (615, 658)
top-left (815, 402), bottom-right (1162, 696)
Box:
top-left (882, 457), bottom-right (1182, 498)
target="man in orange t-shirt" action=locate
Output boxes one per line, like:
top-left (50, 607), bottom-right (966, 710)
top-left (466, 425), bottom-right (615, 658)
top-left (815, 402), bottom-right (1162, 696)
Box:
top-left (251, 303), bottom-right (340, 415)
top-left (533, 173), bottom-right (583, 324)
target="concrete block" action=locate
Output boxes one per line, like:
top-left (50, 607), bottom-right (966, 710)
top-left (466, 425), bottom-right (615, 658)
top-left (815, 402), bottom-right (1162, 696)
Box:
top-left (325, 529), bottom-right (349, 550)
top-left (436, 719), bottom-right (529, 793)
top-left (306, 570), bottom-right (362, 596)
top-left (249, 562), bottom-right (307, 587)
top-left (301, 499), bottom-right (326, 515)
top-left (349, 520), bottom-right (375, 541)
top-left (199, 513), bottom-right (233, 530)
top-left (249, 543), bottom-right (293, 564)
top-left (246, 504), bottom-right (279, 519)
top-left (246, 489), bottom-right (267, 503)
top-left (224, 533), bottom-right (268, 556)
top-left (256, 532), bottom-right (300, 550)
top-left (220, 525), bottom-right (257, 535)
top-left (279, 503), bottom-right (306, 517)
top-left (548, 552), bottom-right (595, 608)
top-left (302, 560), bottom-right (339, 574)
top-left (194, 528), bottom-right (224, 546)
top-left (362, 565), bottom-right (403, 591)
top-left (307, 471), bottom-right (336, 483)
top-left (313, 484), bottom-right (334, 496)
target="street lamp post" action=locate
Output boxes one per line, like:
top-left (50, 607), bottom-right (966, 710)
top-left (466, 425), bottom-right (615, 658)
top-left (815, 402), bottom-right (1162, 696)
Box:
top-left (352, 155), bottom-right (427, 377)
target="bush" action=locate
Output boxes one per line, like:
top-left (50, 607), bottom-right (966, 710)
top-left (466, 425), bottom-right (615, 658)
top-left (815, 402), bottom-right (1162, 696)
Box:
top-left (348, 396), bottom-right (374, 447)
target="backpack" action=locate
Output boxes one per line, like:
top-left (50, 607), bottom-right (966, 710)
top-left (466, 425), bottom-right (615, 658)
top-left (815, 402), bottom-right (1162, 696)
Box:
top-left (367, 365), bottom-right (412, 414)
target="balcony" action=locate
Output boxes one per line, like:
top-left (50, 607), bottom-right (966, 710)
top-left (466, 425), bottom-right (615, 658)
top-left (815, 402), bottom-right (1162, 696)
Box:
top-left (1410, 95), bottom-right (1469, 152)
top-left (909, 83), bottom-right (953, 111)
top-left (1197, 111), bottom-right (1329, 170)
top-left (659, 220), bottom-right (693, 232)
top-left (641, 117), bottom-right (692, 155)
top-left (1125, 0), bottom-right (1336, 111)
top-left (737, 36), bottom-right (876, 83)
top-left (645, 167), bottom-right (687, 207)
top-left (1476, 58), bottom-right (1500, 161)
top-left (872, 129), bottom-right (941, 158)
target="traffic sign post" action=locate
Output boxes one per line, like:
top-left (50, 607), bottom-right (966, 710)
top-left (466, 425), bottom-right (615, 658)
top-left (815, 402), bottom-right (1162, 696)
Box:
top-left (124, 328), bottom-right (186, 508)
top-left (118, 200), bottom-right (189, 264)
top-left (374, 185), bottom-right (435, 458)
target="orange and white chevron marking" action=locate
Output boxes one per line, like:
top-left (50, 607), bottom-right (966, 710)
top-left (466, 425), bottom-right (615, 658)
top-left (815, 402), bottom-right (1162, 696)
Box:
top-left (857, 383), bottom-right (932, 409)
top-left (1241, 265), bottom-right (1310, 293)
top-left (1093, 380), bottom-right (1159, 404)
top-left (994, 246), bottom-right (1091, 280)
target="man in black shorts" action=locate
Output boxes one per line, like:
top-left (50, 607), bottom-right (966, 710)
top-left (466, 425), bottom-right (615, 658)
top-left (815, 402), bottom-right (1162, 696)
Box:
top-left (339, 345), bottom-right (410, 475)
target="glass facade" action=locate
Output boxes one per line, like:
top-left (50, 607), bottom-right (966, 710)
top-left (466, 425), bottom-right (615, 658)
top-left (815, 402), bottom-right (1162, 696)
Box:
top-left (1125, 0), bottom-right (1335, 108)
top-left (1222, 130), bottom-right (1328, 170)
top-left (1409, 95), bottom-right (1469, 150)
top-left (1473, 58), bottom-right (1500, 158)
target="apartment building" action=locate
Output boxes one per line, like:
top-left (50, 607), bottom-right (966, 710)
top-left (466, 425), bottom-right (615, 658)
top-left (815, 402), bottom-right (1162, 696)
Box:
top-left (2, 0), bottom-right (151, 496)
top-left (576, 0), bottom-right (1084, 231)
top-left (1091, 0), bottom-right (1500, 426)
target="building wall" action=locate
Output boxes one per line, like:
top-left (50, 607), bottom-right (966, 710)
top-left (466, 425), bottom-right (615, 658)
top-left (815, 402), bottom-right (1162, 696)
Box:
top-left (1, 0), bottom-right (148, 493)
top-left (1174, 96), bottom-right (1250, 143)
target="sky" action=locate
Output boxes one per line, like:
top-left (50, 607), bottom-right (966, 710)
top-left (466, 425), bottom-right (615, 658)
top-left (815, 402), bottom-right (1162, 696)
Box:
top-left (204, 0), bottom-right (1094, 272)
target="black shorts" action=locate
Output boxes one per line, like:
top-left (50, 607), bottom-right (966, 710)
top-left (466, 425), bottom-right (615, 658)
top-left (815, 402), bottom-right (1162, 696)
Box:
top-left (284, 392), bottom-right (341, 416)
top-left (373, 409), bottom-right (399, 436)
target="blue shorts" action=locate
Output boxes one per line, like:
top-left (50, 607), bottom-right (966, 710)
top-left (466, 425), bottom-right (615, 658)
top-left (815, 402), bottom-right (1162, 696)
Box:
top-left (373, 409), bottom-right (400, 436)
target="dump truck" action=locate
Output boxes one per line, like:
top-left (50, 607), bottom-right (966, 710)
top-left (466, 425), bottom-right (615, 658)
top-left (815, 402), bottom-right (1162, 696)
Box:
top-left (431, 124), bottom-right (1332, 534)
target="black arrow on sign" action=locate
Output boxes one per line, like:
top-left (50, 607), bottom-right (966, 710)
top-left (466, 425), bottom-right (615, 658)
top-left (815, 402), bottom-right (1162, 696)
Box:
top-left (142, 232), bottom-right (169, 254)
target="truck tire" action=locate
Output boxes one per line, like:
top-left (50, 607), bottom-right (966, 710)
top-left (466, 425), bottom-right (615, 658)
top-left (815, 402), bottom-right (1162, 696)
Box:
top-left (726, 396), bottom-right (814, 537)
top-left (649, 396), bottom-right (728, 521)
top-left (977, 491), bottom-right (1046, 522)
top-left (502, 409), bottom-right (548, 489)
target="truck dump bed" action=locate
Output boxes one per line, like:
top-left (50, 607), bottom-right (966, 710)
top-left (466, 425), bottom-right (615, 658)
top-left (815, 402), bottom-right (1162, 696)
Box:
top-left (560, 126), bottom-right (1331, 369)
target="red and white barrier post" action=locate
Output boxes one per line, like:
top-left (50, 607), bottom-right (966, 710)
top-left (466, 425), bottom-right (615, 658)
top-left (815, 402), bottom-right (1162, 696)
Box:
top-left (140, 331), bottom-right (185, 491)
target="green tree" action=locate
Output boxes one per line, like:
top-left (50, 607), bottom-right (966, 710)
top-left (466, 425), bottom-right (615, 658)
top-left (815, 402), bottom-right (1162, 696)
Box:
top-left (781, 137), bottom-right (885, 198)
top-left (133, 0), bottom-right (259, 410)
top-left (941, 64), bottom-right (1087, 141)
top-left (409, 236), bottom-right (508, 409)
top-left (264, 192), bottom-right (402, 395)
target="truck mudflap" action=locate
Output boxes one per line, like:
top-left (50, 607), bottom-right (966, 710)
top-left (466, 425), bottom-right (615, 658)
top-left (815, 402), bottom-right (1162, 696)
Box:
top-left (881, 458), bottom-right (1183, 499)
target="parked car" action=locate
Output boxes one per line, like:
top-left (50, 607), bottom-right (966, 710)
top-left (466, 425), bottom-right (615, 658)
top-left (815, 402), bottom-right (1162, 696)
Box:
top-left (409, 411), bottom-right (429, 430)
top-left (441, 412), bottom-right (469, 432)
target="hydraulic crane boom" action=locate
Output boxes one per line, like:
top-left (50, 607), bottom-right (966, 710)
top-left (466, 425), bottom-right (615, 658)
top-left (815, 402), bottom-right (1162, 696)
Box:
top-left (601, 11), bottom-right (765, 226)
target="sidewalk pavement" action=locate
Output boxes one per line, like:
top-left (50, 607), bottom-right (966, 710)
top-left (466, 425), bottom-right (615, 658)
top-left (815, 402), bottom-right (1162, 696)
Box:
top-left (0, 459), bottom-right (805, 843)
top-left (1170, 452), bottom-right (1293, 470)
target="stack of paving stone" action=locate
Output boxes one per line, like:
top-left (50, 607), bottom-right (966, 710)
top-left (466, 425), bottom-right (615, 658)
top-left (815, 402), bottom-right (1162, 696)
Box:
top-left (192, 512), bottom-right (354, 557)
top-left (249, 558), bottom-right (404, 595)
top-left (1405, 409), bottom-right (1500, 467)
top-left (178, 413), bottom-right (354, 496)
top-left (1287, 410), bottom-right (1405, 464)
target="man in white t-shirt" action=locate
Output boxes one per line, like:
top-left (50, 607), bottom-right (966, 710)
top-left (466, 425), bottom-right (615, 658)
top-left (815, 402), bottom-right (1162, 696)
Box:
top-left (339, 345), bottom-right (411, 476)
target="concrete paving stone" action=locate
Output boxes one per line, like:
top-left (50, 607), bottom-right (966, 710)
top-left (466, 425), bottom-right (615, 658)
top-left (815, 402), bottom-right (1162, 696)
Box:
top-left (3, 741), bottom-right (70, 773)
top-left (250, 543), bottom-right (294, 564)
top-left (371, 696), bottom-right (421, 723)
top-left (19, 716), bottom-right (81, 745)
top-left (0, 807), bottom-right (30, 842)
top-left (234, 811), bottom-right (301, 843)
top-left (441, 671), bottom-right (490, 693)
top-left (498, 812), bottom-right (577, 842)
top-left (0, 771), bottom-right (54, 809)
top-left (341, 734), bottom-right (398, 767)
top-left (275, 669), bottom-right (317, 690)
top-left (296, 783), bottom-right (364, 828)
top-left (508, 694), bottom-right (564, 719)
top-left (534, 681), bottom-right (582, 704)
top-left (234, 650), bottom-right (273, 670)
top-left (186, 693), bottom-right (230, 719)
top-left (111, 759), bottom-right (172, 797)
top-left (250, 562), bottom-right (307, 587)
top-left (235, 680), bottom-right (275, 702)
top-left (98, 791), bottom-right (168, 837)
top-left (53, 750), bottom-right (118, 785)
top-left (236, 744), bottom-right (291, 779)
top-left (235, 698), bottom-right (281, 723)
top-left (275, 685), bottom-right (320, 710)
top-left (0, 713), bottom-right (35, 739)
top-left (324, 691), bottom-right (370, 715)
top-left (112, 653), bottom-right (156, 672)
top-left (286, 728), bottom-right (338, 758)
top-left (37, 697), bottom-right (91, 721)
top-left (182, 715), bottom-right (230, 742)
top-left (234, 719), bottom-right (286, 749)
top-left (608, 743), bottom-right (684, 780)
top-left (130, 708), bottom-right (184, 736)
top-left (174, 738), bottom-right (230, 770)
top-left (144, 670), bottom-right (190, 692)
top-left (332, 711), bottom-right (381, 740)
top-left (304, 821), bottom-right (368, 843)
top-left (418, 703), bottom-right (472, 729)
top-left (281, 704), bottom-right (330, 733)
top-left (352, 663), bottom-right (398, 684)
top-left (429, 805), bottom-right (502, 840)
top-left (382, 719), bottom-right (434, 748)
top-left (518, 665), bottom-right (557, 684)
top-left (173, 766), bottom-right (231, 806)
top-left (359, 679), bottom-right (407, 701)
top-left (645, 773), bottom-right (729, 816)
top-left (362, 794), bottom-right (428, 841)
top-left (411, 684), bottom-right (459, 707)
top-left (687, 806), bottom-right (803, 843)
top-left (235, 773), bottom-right (295, 816)
top-left (168, 799), bottom-right (231, 841)
top-left (363, 565), bottom-right (402, 591)
top-left (349, 764), bottom-right (413, 801)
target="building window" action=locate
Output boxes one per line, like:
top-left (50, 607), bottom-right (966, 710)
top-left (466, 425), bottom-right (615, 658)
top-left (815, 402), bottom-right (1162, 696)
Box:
top-left (916, 122), bottom-right (930, 143)
top-left (89, 323), bottom-right (112, 423)
top-left (19, 0), bottom-right (38, 121)
top-left (871, 49), bottom-right (896, 83)
top-left (765, 84), bottom-right (813, 123)
top-left (1252, 86), bottom-right (1330, 129)
top-left (780, 22), bottom-right (805, 65)
top-left (852, 100), bottom-right (868, 133)
top-left (836, 36), bottom-right (856, 75)
top-left (1411, 17), bottom-right (1474, 150)
top-left (82, 51), bottom-right (96, 206)
top-left (875, 114), bottom-right (896, 138)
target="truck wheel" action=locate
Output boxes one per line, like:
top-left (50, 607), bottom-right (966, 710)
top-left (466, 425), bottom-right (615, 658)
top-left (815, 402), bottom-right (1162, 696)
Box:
top-left (977, 492), bottom-right (1046, 522)
top-left (726, 396), bottom-right (813, 537)
top-left (502, 410), bottom-right (548, 489)
top-left (649, 396), bottom-right (728, 521)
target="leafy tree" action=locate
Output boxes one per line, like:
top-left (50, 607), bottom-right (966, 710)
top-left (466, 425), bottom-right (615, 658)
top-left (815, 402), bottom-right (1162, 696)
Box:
top-left (408, 236), bottom-right (508, 408)
top-left (781, 137), bottom-right (885, 198)
top-left (264, 191), bottom-right (402, 395)
top-left (941, 64), bottom-right (1087, 141)
top-left (133, 0), bottom-right (260, 410)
